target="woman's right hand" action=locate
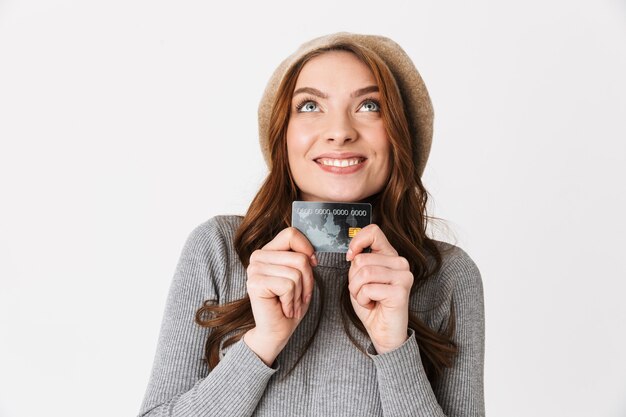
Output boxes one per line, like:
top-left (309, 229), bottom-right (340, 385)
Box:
top-left (243, 227), bottom-right (317, 367)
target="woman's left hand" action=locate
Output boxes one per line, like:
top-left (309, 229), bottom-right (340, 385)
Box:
top-left (346, 224), bottom-right (413, 354)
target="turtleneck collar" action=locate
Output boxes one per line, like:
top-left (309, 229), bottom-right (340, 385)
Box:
top-left (314, 251), bottom-right (351, 269)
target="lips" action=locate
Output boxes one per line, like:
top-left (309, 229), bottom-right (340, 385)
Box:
top-left (310, 151), bottom-right (368, 175)
top-left (316, 157), bottom-right (365, 167)
top-left (313, 152), bottom-right (367, 166)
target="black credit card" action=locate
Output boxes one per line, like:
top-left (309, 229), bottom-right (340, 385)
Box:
top-left (291, 201), bottom-right (372, 253)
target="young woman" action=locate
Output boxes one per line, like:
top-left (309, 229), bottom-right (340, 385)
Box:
top-left (138, 32), bottom-right (485, 417)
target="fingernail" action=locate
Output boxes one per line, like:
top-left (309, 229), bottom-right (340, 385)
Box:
top-left (346, 249), bottom-right (353, 261)
top-left (310, 253), bottom-right (318, 266)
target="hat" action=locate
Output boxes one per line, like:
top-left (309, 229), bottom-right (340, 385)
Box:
top-left (257, 31), bottom-right (434, 177)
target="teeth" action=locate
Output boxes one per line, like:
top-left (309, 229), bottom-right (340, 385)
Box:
top-left (318, 158), bottom-right (363, 167)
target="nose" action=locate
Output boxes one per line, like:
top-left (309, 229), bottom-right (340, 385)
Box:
top-left (322, 111), bottom-right (359, 145)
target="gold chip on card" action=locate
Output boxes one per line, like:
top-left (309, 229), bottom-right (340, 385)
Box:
top-left (348, 227), bottom-right (362, 238)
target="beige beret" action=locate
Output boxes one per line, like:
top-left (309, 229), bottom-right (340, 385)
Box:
top-left (258, 31), bottom-right (434, 177)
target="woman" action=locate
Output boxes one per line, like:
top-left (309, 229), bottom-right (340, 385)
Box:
top-left (138, 32), bottom-right (485, 417)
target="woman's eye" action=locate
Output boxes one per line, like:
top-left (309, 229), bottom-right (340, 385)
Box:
top-left (360, 100), bottom-right (380, 112)
top-left (296, 101), bottom-right (319, 112)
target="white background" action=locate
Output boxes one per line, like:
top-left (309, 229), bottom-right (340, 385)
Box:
top-left (1, 1), bottom-right (625, 416)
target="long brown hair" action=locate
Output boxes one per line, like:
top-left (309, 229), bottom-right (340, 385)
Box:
top-left (195, 42), bottom-right (458, 384)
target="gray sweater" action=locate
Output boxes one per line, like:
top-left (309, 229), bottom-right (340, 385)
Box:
top-left (138, 215), bottom-right (485, 416)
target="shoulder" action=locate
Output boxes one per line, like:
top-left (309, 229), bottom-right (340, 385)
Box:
top-left (182, 215), bottom-right (244, 256)
top-left (433, 240), bottom-right (482, 290)
top-left (430, 240), bottom-right (484, 316)
top-left (187, 214), bottom-right (244, 243)
top-left (413, 240), bottom-right (484, 327)
top-left (174, 215), bottom-right (245, 301)
top-left (178, 215), bottom-right (245, 274)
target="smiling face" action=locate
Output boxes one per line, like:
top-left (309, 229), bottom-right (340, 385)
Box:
top-left (286, 50), bottom-right (391, 202)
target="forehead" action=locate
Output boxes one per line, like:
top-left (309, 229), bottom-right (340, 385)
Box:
top-left (294, 50), bottom-right (376, 90)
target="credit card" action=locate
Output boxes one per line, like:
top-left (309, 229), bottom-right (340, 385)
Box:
top-left (291, 201), bottom-right (372, 253)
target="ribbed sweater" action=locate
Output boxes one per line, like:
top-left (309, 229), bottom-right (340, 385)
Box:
top-left (138, 215), bottom-right (485, 416)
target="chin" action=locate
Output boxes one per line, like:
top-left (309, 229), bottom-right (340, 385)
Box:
top-left (320, 191), bottom-right (370, 203)
top-left (299, 182), bottom-right (383, 202)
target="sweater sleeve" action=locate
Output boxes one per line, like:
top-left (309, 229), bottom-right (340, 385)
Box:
top-left (365, 248), bottom-right (486, 417)
top-left (137, 218), bottom-right (279, 417)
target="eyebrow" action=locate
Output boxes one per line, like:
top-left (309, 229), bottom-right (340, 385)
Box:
top-left (292, 85), bottom-right (379, 99)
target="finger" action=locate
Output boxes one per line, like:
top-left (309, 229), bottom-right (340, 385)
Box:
top-left (247, 274), bottom-right (298, 318)
top-left (250, 263), bottom-right (303, 316)
top-left (350, 253), bottom-right (410, 273)
top-left (350, 291), bottom-right (375, 310)
top-left (354, 283), bottom-right (407, 309)
top-left (347, 224), bottom-right (397, 261)
top-left (349, 266), bottom-right (413, 299)
top-left (349, 265), bottom-right (392, 295)
top-left (251, 250), bottom-right (313, 273)
top-left (250, 250), bottom-right (314, 305)
top-left (262, 227), bottom-right (317, 264)
top-left (261, 228), bottom-right (317, 302)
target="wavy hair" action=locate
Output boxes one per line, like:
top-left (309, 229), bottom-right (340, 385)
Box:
top-left (195, 42), bottom-right (458, 384)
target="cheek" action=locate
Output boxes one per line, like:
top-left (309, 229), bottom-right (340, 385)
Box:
top-left (286, 122), bottom-right (311, 175)
top-left (370, 128), bottom-right (391, 164)
top-left (287, 119), bottom-right (312, 141)
top-left (372, 134), bottom-right (392, 181)
top-left (286, 121), bottom-right (314, 159)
